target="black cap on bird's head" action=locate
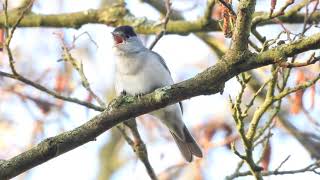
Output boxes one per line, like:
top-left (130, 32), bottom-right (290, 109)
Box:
top-left (112, 26), bottom-right (137, 45)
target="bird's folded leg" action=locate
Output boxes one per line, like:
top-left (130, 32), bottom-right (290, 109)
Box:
top-left (120, 90), bottom-right (127, 96)
top-left (134, 93), bottom-right (145, 100)
top-left (107, 91), bottom-right (129, 111)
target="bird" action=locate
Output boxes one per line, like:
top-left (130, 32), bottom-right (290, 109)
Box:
top-left (111, 25), bottom-right (202, 162)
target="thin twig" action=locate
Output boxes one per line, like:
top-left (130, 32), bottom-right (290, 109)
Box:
top-left (117, 122), bottom-right (158, 178)
top-left (117, 125), bottom-right (135, 146)
top-left (274, 155), bottom-right (291, 172)
top-left (226, 160), bottom-right (245, 180)
top-left (71, 32), bottom-right (99, 49)
top-left (124, 120), bottom-right (158, 180)
top-left (0, 71), bottom-right (104, 111)
top-left (0, 1), bottom-right (105, 112)
top-left (274, 74), bottom-right (320, 101)
top-left (252, 0), bottom-right (295, 44)
top-left (242, 79), bottom-right (271, 117)
top-left (149, 0), bottom-right (171, 50)
top-left (230, 160), bottom-right (320, 178)
top-left (58, 37), bottom-right (106, 106)
top-left (278, 54), bottom-right (320, 68)
top-left (4, 0), bottom-right (32, 75)
top-left (5, 0), bottom-right (34, 46)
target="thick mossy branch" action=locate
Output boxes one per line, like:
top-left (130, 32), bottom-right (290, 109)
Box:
top-left (0, 4), bottom-right (219, 34)
top-left (232, 0), bottom-right (257, 51)
top-left (0, 33), bottom-right (319, 179)
top-left (0, 5), bottom-right (318, 34)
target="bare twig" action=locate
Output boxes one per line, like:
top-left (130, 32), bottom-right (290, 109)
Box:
top-left (72, 32), bottom-right (99, 49)
top-left (124, 120), bottom-right (158, 180)
top-left (301, 0), bottom-right (319, 35)
top-left (0, 1), bottom-right (105, 112)
top-left (274, 74), bottom-right (320, 101)
top-left (0, 71), bottom-right (104, 111)
top-left (252, 0), bottom-right (296, 43)
top-left (149, 0), bottom-right (171, 50)
top-left (14, 0), bottom-right (35, 12)
top-left (274, 0), bottom-right (294, 18)
top-left (117, 125), bottom-right (135, 146)
top-left (58, 36), bottom-right (106, 106)
top-left (242, 79), bottom-right (270, 117)
top-left (229, 62), bottom-right (318, 180)
top-left (274, 155), bottom-right (291, 172)
top-left (4, 0), bottom-right (33, 75)
top-left (5, 0), bottom-right (34, 46)
top-left (226, 160), bottom-right (245, 180)
top-left (278, 53), bottom-right (319, 68)
top-left (230, 160), bottom-right (320, 178)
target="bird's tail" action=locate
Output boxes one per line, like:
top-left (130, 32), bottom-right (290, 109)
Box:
top-left (170, 126), bottom-right (203, 162)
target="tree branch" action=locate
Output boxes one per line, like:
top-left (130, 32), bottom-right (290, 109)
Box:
top-left (148, 0), bottom-right (172, 50)
top-left (0, 4), bottom-right (318, 34)
top-left (231, 0), bottom-right (257, 51)
top-left (0, 4), bottom-right (220, 34)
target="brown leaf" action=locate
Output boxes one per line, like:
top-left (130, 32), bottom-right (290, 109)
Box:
top-left (290, 70), bottom-right (305, 114)
top-left (290, 90), bottom-right (303, 114)
top-left (222, 6), bottom-right (231, 38)
top-left (309, 84), bottom-right (315, 110)
top-left (261, 143), bottom-right (271, 171)
top-left (211, 3), bottom-right (224, 19)
top-left (0, 29), bottom-right (4, 52)
top-left (54, 74), bottom-right (68, 93)
top-left (270, 0), bottom-right (277, 16)
top-left (86, 93), bottom-right (93, 103)
top-left (296, 70), bottom-right (306, 83)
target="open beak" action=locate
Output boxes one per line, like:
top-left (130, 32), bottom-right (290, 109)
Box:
top-left (111, 32), bottom-right (124, 45)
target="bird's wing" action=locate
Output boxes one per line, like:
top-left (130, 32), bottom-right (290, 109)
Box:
top-left (150, 51), bottom-right (183, 114)
top-left (179, 102), bottom-right (184, 114)
top-left (150, 51), bottom-right (171, 75)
